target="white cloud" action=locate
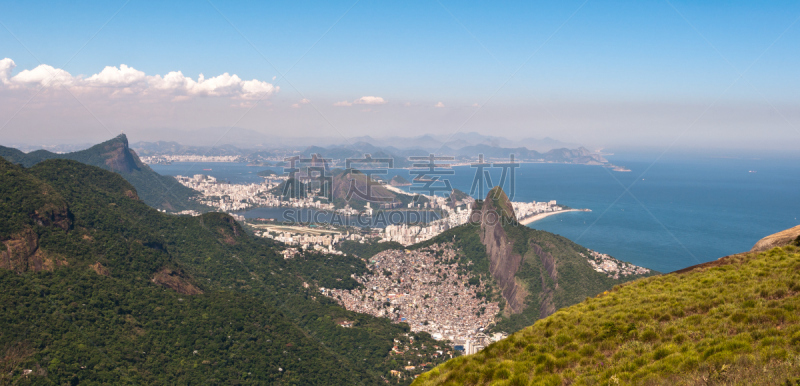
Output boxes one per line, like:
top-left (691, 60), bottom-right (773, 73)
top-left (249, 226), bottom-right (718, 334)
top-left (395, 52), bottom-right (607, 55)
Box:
top-left (334, 96), bottom-right (386, 106)
top-left (354, 96), bottom-right (387, 105)
top-left (0, 58), bottom-right (16, 85)
top-left (472, 103), bottom-right (480, 107)
top-left (85, 64), bottom-right (146, 87)
top-left (0, 57), bottom-right (278, 100)
top-left (12, 64), bottom-right (76, 87)
top-left (434, 101), bottom-right (445, 108)
top-left (291, 103), bottom-right (301, 108)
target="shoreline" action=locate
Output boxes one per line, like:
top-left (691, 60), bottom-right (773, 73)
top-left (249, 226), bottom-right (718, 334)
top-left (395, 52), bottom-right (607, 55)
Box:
top-left (518, 208), bottom-right (588, 225)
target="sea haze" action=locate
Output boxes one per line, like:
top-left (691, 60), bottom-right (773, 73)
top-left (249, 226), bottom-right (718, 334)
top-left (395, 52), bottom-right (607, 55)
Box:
top-left (151, 156), bottom-right (800, 273)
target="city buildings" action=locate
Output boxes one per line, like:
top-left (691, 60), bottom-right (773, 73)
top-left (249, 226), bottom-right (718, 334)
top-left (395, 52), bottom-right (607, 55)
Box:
top-left (583, 250), bottom-right (651, 278)
top-left (322, 244), bottom-right (502, 351)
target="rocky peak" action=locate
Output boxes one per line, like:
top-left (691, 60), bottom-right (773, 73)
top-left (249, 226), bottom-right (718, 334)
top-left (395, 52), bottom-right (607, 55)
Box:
top-left (113, 133), bottom-right (129, 147)
top-left (99, 134), bottom-right (140, 174)
top-left (482, 186), bottom-right (517, 224)
top-left (477, 186), bottom-right (526, 314)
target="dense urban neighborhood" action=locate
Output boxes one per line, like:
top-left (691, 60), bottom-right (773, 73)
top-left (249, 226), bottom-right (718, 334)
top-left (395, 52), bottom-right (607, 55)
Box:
top-left (321, 243), bottom-right (506, 355)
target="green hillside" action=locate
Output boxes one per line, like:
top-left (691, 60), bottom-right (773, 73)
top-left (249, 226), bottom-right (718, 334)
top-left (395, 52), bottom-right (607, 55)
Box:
top-left (413, 241), bottom-right (800, 385)
top-left (0, 158), bottom-right (449, 385)
top-left (0, 134), bottom-right (208, 212)
top-left (412, 187), bottom-right (655, 333)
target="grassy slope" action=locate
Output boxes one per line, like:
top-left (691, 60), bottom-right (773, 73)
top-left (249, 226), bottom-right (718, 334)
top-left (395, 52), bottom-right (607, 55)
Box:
top-left (413, 246), bottom-right (800, 385)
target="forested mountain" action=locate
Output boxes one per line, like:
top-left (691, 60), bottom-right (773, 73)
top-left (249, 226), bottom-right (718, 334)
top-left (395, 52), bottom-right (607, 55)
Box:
top-left (0, 157), bottom-right (449, 385)
top-left (413, 228), bottom-right (800, 385)
top-left (411, 187), bottom-right (656, 333)
top-left (0, 135), bottom-right (207, 212)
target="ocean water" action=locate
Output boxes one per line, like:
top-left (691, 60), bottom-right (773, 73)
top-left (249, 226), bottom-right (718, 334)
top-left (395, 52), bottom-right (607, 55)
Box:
top-left (151, 157), bottom-right (800, 273)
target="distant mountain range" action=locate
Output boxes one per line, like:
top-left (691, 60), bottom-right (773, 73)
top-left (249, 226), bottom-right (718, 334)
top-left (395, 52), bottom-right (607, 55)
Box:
top-left (109, 128), bottom-right (579, 152)
top-left (126, 130), bottom-right (579, 154)
top-left (131, 136), bottom-right (616, 170)
top-left (0, 135), bottom-right (207, 212)
top-left (293, 143), bottom-right (613, 170)
top-left (338, 132), bottom-right (579, 153)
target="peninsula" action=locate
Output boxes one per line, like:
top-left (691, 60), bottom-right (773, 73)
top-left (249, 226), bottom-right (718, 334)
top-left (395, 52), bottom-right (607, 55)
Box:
top-left (517, 208), bottom-right (591, 225)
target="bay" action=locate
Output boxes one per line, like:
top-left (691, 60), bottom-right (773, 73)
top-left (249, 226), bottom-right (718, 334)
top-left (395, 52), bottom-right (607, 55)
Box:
top-left (151, 156), bottom-right (800, 273)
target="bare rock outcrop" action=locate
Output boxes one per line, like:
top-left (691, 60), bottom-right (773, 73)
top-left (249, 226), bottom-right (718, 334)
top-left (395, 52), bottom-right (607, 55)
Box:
top-left (751, 224), bottom-right (800, 252)
top-left (91, 261), bottom-right (111, 276)
top-left (477, 187), bottom-right (527, 314)
top-left (531, 244), bottom-right (558, 318)
top-left (101, 134), bottom-right (140, 174)
top-left (152, 268), bottom-right (203, 295)
top-left (0, 228), bottom-right (68, 273)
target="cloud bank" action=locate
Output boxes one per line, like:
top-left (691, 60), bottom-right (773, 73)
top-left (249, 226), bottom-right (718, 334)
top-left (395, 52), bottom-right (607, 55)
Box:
top-left (355, 96), bottom-right (386, 105)
top-left (0, 58), bottom-right (278, 100)
top-left (333, 96), bottom-right (387, 107)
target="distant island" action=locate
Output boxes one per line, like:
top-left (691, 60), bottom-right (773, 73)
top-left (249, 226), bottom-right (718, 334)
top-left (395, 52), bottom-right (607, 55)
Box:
top-left (389, 174), bottom-right (411, 186)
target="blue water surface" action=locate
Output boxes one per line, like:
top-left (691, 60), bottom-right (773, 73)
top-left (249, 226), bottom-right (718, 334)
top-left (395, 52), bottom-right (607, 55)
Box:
top-left (151, 156), bottom-right (800, 273)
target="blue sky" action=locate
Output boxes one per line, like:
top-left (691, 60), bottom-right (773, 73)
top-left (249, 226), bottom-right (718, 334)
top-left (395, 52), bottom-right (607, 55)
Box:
top-left (1, 0), bottom-right (799, 149)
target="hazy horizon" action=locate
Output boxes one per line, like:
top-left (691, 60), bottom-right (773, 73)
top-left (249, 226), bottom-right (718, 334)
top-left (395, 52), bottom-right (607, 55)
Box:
top-left (2, 1), bottom-right (799, 153)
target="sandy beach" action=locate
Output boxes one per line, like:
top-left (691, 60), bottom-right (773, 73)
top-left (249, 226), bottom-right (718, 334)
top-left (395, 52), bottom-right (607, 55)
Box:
top-left (518, 209), bottom-right (587, 225)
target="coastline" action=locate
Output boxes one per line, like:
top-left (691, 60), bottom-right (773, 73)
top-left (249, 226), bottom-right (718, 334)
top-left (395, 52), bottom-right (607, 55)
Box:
top-left (518, 208), bottom-right (587, 225)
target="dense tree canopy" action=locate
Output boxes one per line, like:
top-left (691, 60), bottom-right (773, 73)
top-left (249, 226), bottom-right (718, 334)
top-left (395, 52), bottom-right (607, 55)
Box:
top-left (0, 158), bottom-right (448, 385)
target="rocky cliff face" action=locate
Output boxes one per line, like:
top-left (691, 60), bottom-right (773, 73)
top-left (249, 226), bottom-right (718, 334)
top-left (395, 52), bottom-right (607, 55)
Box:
top-left (531, 244), bottom-right (557, 318)
top-left (477, 187), bottom-right (527, 314)
top-left (0, 165), bottom-right (72, 273)
top-left (0, 228), bottom-right (68, 273)
top-left (475, 187), bottom-right (566, 318)
top-left (152, 267), bottom-right (203, 295)
top-left (101, 134), bottom-right (141, 174)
